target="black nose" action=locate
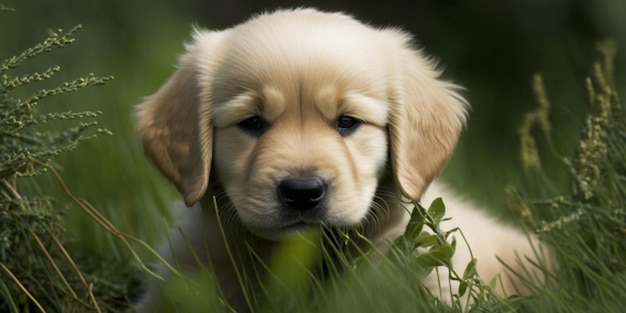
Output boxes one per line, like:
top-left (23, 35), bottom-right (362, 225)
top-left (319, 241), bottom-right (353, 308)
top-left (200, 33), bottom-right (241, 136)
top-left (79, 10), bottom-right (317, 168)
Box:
top-left (277, 177), bottom-right (327, 211)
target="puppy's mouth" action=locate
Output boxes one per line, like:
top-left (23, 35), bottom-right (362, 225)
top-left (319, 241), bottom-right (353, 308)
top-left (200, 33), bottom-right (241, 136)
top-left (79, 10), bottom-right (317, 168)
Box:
top-left (277, 221), bottom-right (319, 232)
top-left (280, 215), bottom-right (341, 230)
top-left (264, 217), bottom-right (323, 231)
top-left (246, 214), bottom-right (348, 241)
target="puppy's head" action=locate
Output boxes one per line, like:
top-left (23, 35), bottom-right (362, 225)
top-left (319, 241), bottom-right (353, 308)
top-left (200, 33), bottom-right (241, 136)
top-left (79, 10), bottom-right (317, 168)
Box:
top-left (137, 9), bottom-right (467, 239)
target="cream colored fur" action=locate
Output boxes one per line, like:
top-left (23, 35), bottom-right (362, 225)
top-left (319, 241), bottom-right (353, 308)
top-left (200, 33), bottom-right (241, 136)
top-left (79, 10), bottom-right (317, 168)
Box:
top-left (134, 8), bottom-right (546, 312)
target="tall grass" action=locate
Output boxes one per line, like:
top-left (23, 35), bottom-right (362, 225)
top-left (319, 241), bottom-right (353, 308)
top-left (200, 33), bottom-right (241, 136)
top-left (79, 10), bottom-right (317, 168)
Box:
top-left (0, 22), bottom-right (123, 311)
top-left (0, 11), bottom-right (183, 310)
top-left (510, 41), bottom-right (626, 312)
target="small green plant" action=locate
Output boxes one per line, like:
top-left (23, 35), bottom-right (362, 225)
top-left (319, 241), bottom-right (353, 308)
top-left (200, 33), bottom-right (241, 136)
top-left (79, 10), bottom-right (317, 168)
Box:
top-left (511, 41), bottom-right (626, 312)
top-left (0, 20), bottom-right (123, 311)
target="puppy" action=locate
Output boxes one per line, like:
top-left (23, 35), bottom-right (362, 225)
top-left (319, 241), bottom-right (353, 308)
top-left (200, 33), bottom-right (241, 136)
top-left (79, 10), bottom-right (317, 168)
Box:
top-left (134, 8), bottom-right (545, 312)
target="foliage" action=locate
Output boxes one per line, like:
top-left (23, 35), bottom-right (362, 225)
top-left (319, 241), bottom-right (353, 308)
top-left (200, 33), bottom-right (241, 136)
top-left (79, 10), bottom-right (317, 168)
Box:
top-left (510, 41), bottom-right (626, 312)
top-left (0, 21), bottom-right (130, 311)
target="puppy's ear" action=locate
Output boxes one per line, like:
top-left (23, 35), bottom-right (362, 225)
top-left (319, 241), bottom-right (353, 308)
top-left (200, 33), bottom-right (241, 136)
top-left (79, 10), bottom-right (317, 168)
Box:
top-left (388, 41), bottom-right (468, 201)
top-left (136, 30), bottom-right (229, 206)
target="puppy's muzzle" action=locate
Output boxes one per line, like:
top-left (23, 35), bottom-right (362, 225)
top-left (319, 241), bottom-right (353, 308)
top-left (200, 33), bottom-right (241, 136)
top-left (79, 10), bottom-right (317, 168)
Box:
top-left (277, 177), bottom-right (327, 211)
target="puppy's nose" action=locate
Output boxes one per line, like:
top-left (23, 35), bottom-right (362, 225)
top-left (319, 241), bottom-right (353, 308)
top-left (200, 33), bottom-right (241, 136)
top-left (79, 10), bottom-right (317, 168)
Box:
top-left (278, 177), bottom-right (327, 211)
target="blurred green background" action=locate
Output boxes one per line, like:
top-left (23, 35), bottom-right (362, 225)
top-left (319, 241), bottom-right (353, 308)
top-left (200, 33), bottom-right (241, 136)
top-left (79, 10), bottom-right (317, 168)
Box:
top-left (1, 0), bottom-right (624, 262)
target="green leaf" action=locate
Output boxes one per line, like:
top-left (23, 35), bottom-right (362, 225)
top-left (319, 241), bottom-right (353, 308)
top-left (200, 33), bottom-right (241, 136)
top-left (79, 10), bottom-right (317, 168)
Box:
top-left (429, 245), bottom-right (453, 266)
top-left (428, 197), bottom-right (446, 223)
top-left (462, 258), bottom-right (477, 280)
top-left (458, 281), bottom-right (468, 297)
top-left (461, 258), bottom-right (477, 296)
top-left (416, 245), bottom-right (454, 268)
top-left (415, 232), bottom-right (438, 248)
top-left (404, 203), bottom-right (425, 240)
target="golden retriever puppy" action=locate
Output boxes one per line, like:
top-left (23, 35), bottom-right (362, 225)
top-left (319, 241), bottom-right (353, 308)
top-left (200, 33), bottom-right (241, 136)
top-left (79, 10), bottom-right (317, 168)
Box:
top-left (134, 8), bottom-right (545, 312)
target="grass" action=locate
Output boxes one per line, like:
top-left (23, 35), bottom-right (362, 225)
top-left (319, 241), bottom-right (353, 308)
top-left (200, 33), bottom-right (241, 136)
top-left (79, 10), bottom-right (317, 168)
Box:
top-left (1, 6), bottom-right (625, 313)
top-left (508, 41), bottom-right (626, 313)
top-left (0, 24), bottom-right (120, 312)
top-left (150, 199), bottom-right (515, 313)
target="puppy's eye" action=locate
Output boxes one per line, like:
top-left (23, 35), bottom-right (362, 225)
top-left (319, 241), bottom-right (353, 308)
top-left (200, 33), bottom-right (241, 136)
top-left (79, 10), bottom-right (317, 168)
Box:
top-left (336, 115), bottom-right (361, 136)
top-left (238, 116), bottom-right (267, 136)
